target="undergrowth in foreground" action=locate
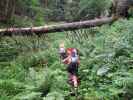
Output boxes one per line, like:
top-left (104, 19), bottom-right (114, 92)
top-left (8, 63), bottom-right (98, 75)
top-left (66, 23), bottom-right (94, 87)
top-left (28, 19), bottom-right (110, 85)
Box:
top-left (0, 19), bottom-right (133, 100)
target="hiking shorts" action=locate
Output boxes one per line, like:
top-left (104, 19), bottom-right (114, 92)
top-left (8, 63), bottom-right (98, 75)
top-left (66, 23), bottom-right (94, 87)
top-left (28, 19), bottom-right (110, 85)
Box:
top-left (67, 62), bottom-right (78, 76)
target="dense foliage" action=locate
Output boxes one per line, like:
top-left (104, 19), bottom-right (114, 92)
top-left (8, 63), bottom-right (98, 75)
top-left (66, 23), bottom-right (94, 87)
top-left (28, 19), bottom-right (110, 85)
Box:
top-left (0, 0), bottom-right (133, 100)
top-left (0, 0), bottom-right (112, 27)
top-left (0, 18), bottom-right (133, 100)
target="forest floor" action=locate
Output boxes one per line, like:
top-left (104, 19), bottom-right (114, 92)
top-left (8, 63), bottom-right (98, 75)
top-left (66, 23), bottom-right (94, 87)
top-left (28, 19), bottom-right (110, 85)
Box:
top-left (0, 18), bottom-right (133, 100)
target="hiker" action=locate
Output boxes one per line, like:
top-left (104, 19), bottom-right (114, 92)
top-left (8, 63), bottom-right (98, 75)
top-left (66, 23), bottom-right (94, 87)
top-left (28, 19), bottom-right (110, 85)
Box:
top-left (62, 48), bottom-right (80, 87)
top-left (59, 41), bottom-right (80, 87)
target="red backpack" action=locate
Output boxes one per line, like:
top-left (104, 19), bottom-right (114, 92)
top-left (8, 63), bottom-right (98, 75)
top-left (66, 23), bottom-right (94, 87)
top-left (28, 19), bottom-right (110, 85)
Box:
top-left (63, 48), bottom-right (80, 65)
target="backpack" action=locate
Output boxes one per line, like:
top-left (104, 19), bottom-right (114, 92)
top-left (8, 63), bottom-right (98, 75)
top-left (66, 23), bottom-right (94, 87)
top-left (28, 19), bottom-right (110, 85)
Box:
top-left (66, 48), bottom-right (80, 64)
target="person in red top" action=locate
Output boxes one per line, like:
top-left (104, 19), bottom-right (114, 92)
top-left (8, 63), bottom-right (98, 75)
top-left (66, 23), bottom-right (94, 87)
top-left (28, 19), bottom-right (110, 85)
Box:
top-left (59, 43), bottom-right (80, 88)
top-left (64, 48), bottom-right (80, 88)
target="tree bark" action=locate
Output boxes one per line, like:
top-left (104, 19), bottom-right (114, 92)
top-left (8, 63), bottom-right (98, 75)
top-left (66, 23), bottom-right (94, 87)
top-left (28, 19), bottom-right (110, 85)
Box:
top-left (0, 17), bottom-right (115, 36)
top-left (0, 0), bottom-right (7, 20)
top-left (0, 0), bottom-right (15, 21)
top-left (7, 0), bottom-right (15, 19)
top-left (112, 0), bottom-right (133, 17)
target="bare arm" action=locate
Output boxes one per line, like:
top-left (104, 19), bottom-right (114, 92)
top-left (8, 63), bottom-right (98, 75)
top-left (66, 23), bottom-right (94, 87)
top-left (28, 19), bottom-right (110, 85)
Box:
top-left (62, 55), bottom-right (71, 63)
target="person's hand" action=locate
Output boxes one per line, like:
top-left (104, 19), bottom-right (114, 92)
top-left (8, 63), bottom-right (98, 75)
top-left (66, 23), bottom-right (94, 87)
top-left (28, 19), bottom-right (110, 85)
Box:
top-left (62, 59), bottom-right (65, 63)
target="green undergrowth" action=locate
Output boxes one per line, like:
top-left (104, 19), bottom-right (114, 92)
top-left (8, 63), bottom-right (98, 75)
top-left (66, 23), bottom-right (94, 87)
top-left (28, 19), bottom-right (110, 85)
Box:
top-left (0, 18), bottom-right (133, 100)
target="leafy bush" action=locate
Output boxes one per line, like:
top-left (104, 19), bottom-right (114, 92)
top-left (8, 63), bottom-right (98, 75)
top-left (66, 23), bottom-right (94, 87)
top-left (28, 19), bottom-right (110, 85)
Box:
top-left (43, 91), bottom-right (64, 100)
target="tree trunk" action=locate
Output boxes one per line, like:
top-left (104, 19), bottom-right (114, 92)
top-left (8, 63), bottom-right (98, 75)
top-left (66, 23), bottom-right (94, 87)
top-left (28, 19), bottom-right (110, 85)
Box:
top-left (112, 0), bottom-right (133, 17)
top-left (0, 17), bottom-right (114, 36)
top-left (0, 0), bottom-right (7, 20)
top-left (0, 0), bottom-right (15, 21)
top-left (45, 0), bottom-right (48, 7)
top-left (6, 0), bottom-right (15, 19)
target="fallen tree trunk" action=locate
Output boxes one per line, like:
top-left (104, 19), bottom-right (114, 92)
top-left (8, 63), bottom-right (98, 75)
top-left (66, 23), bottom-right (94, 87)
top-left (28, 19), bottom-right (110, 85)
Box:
top-left (0, 17), bottom-right (115, 36)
